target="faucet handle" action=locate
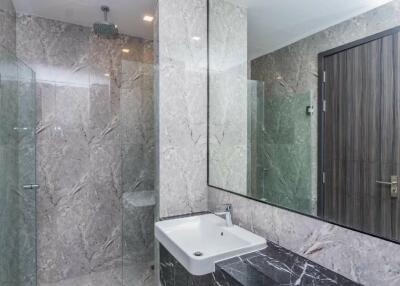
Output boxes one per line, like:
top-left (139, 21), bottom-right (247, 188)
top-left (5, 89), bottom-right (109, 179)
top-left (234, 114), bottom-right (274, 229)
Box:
top-left (217, 203), bottom-right (232, 212)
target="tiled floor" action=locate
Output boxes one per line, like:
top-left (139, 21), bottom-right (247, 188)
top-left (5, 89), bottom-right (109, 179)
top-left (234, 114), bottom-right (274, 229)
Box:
top-left (40, 262), bottom-right (155, 286)
top-left (40, 267), bottom-right (122, 286)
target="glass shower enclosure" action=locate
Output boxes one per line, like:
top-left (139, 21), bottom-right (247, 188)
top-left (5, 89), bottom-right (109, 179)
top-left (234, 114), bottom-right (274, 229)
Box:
top-left (0, 44), bottom-right (37, 286)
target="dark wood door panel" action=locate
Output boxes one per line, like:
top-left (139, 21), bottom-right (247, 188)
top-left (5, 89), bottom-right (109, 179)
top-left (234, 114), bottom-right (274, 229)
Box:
top-left (321, 30), bottom-right (400, 241)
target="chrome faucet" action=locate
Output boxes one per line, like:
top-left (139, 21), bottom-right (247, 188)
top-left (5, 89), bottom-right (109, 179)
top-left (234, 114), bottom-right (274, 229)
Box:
top-left (214, 204), bottom-right (233, 227)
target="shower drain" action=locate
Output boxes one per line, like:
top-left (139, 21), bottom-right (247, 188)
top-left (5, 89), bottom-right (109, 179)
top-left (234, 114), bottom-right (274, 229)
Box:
top-left (193, 251), bottom-right (203, 257)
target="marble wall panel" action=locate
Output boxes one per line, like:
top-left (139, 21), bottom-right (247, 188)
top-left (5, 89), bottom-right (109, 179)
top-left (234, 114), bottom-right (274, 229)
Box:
top-left (209, 187), bottom-right (400, 286)
top-left (16, 15), bottom-right (90, 85)
top-left (16, 14), bottom-right (154, 286)
top-left (208, 0), bottom-right (248, 194)
top-left (0, 0), bottom-right (15, 52)
top-left (156, 0), bottom-right (208, 218)
top-left (121, 59), bottom-right (154, 192)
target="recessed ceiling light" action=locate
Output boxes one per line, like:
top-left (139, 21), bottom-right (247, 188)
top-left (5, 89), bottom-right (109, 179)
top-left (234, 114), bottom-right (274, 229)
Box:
top-left (143, 15), bottom-right (154, 22)
top-left (192, 36), bottom-right (201, 41)
top-left (122, 48), bottom-right (130, 53)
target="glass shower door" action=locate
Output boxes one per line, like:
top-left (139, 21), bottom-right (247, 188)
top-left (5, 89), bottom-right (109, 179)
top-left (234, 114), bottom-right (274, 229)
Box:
top-left (0, 45), bottom-right (36, 286)
top-left (17, 57), bottom-right (37, 286)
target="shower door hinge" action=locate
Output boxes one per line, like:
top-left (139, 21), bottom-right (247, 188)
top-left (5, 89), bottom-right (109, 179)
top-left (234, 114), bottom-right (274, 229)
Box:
top-left (23, 184), bottom-right (40, 190)
top-left (322, 100), bottom-right (327, 112)
top-left (322, 172), bottom-right (326, 184)
top-left (322, 70), bottom-right (327, 83)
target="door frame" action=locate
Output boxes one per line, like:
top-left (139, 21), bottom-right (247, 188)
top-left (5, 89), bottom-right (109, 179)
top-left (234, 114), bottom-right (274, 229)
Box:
top-left (317, 25), bottom-right (400, 217)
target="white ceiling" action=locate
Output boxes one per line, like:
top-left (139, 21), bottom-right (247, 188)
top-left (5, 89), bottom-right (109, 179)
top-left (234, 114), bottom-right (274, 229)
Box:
top-left (12, 0), bottom-right (157, 40)
top-left (247, 0), bottom-right (394, 59)
top-left (12, 0), bottom-right (393, 58)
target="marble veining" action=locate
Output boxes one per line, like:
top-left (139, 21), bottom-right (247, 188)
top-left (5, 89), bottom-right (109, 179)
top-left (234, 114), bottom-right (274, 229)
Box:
top-left (209, 187), bottom-right (400, 286)
top-left (0, 1), bottom-right (38, 284)
top-left (156, 0), bottom-right (208, 218)
top-left (218, 241), bottom-right (360, 286)
top-left (251, 92), bottom-right (313, 214)
top-left (251, 0), bottom-right (400, 212)
top-left (16, 14), bottom-right (154, 286)
top-left (0, 2), bottom-right (16, 53)
top-left (159, 239), bottom-right (360, 286)
top-left (208, 0), bottom-right (248, 194)
top-left (208, 1), bottom-right (400, 286)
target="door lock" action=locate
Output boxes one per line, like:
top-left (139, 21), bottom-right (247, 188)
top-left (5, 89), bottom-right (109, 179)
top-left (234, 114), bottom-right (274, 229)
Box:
top-left (376, 176), bottom-right (398, 198)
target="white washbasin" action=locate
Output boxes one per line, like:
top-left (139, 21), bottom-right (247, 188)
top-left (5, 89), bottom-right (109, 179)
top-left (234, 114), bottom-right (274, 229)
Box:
top-left (155, 213), bottom-right (266, 275)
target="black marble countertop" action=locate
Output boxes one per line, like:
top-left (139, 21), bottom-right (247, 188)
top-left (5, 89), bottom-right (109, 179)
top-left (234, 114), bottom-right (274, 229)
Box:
top-left (215, 241), bottom-right (362, 286)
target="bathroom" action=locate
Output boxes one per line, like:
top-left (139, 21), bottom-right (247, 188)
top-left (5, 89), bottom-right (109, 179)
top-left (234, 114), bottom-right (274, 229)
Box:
top-left (1, 0), bottom-right (400, 285)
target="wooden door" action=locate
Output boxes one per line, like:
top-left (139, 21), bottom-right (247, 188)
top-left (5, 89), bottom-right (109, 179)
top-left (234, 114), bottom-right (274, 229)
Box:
top-left (320, 28), bottom-right (400, 241)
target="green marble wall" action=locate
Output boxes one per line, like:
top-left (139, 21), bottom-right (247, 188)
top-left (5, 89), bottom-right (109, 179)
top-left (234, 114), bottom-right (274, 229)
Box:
top-left (249, 91), bottom-right (312, 214)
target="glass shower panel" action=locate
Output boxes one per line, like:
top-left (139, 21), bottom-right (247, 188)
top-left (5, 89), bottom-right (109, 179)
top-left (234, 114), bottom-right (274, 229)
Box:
top-left (247, 80), bottom-right (264, 198)
top-left (121, 58), bottom-right (155, 286)
top-left (17, 58), bottom-right (37, 286)
top-left (251, 91), bottom-right (313, 214)
top-left (0, 44), bottom-right (19, 286)
top-left (0, 44), bottom-right (36, 286)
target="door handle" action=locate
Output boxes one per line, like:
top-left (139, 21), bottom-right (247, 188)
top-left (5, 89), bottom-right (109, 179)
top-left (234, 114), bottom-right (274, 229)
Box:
top-left (376, 176), bottom-right (398, 198)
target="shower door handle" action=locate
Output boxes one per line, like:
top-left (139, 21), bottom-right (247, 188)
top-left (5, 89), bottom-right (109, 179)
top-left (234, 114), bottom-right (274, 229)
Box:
top-left (23, 184), bottom-right (40, 190)
top-left (376, 176), bottom-right (398, 198)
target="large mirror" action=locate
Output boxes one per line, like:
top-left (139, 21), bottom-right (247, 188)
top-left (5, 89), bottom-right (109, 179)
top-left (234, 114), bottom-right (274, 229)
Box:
top-left (208, 0), bottom-right (400, 242)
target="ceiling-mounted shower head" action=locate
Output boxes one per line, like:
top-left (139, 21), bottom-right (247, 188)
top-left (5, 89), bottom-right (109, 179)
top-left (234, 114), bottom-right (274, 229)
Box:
top-left (93, 5), bottom-right (119, 37)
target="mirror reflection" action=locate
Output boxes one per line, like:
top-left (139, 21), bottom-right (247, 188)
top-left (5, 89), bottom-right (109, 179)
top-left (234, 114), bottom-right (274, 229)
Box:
top-left (208, 0), bottom-right (400, 241)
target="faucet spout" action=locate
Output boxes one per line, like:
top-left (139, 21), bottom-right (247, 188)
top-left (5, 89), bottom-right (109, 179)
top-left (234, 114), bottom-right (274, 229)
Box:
top-left (214, 204), bottom-right (233, 227)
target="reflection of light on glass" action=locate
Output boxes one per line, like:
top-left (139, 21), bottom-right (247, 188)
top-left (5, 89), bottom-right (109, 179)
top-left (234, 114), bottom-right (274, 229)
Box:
top-left (13, 127), bottom-right (29, 130)
top-left (122, 48), bottom-right (130, 53)
top-left (143, 15), bottom-right (154, 22)
top-left (54, 126), bottom-right (62, 131)
top-left (33, 64), bottom-right (90, 87)
top-left (104, 73), bottom-right (110, 77)
top-left (366, 0), bottom-right (392, 6)
top-left (192, 36), bottom-right (201, 41)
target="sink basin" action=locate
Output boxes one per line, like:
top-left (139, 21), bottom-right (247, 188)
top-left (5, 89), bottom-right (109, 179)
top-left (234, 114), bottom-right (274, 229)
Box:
top-left (155, 213), bottom-right (266, 275)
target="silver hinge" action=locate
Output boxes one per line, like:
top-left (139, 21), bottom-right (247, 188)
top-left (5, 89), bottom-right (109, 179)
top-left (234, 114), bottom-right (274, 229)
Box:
top-left (322, 100), bottom-right (327, 112)
top-left (322, 70), bottom-right (326, 83)
top-left (322, 172), bottom-right (326, 184)
top-left (23, 184), bottom-right (40, 190)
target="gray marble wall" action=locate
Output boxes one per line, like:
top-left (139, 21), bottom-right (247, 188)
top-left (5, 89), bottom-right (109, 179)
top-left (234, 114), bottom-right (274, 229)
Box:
top-left (156, 0), bottom-right (208, 218)
top-left (0, 0), bottom-right (15, 52)
top-left (209, 187), bottom-right (400, 286)
top-left (208, 0), bottom-right (248, 194)
top-left (208, 1), bottom-right (400, 285)
top-left (16, 14), bottom-right (154, 286)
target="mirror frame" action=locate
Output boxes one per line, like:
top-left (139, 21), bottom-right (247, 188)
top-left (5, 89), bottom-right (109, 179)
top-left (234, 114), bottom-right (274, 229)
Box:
top-left (206, 0), bottom-right (400, 245)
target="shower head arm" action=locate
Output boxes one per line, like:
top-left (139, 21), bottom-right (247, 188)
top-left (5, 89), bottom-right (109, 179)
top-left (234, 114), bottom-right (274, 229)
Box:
top-left (101, 6), bottom-right (110, 22)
